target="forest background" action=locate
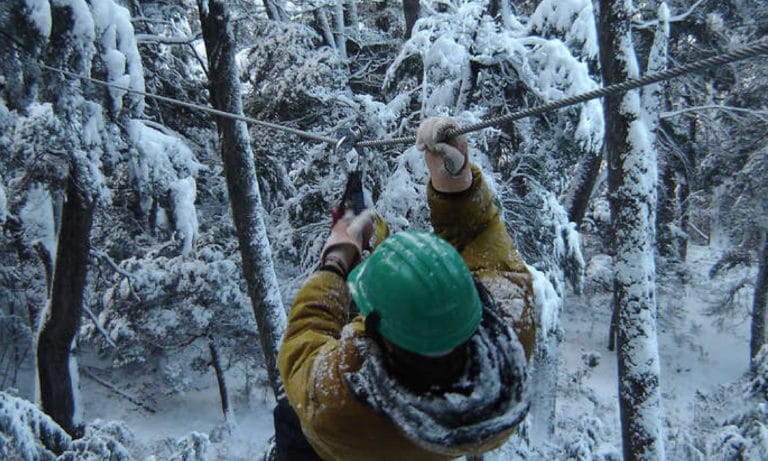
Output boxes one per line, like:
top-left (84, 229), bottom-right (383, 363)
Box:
top-left (1, 0), bottom-right (767, 459)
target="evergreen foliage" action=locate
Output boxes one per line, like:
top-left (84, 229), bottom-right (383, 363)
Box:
top-left (0, 0), bottom-right (766, 458)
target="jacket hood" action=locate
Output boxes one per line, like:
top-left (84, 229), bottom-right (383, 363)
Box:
top-left (344, 293), bottom-right (529, 456)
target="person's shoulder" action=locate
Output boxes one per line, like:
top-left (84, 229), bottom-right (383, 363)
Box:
top-left (475, 270), bottom-right (531, 318)
top-left (337, 316), bottom-right (368, 373)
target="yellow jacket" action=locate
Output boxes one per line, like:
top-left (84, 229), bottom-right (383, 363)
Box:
top-left (277, 166), bottom-right (536, 461)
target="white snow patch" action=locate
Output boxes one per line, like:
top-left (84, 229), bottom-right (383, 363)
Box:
top-left (90, 0), bottom-right (146, 114)
top-left (19, 185), bottom-right (56, 258)
top-left (169, 177), bottom-right (199, 255)
top-left (529, 265), bottom-right (561, 335)
top-left (24, 0), bottom-right (52, 38)
top-left (71, 354), bottom-right (82, 427)
top-left (126, 119), bottom-right (202, 214)
top-left (0, 180), bottom-right (6, 225)
top-left (376, 145), bottom-right (430, 231)
top-left (528, 0), bottom-right (598, 59)
top-left (53, 0), bottom-right (96, 44)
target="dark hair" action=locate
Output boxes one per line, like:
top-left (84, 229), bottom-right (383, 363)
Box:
top-left (362, 277), bottom-right (495, 394)
top-left (365, 313), bottom-right (469, 394)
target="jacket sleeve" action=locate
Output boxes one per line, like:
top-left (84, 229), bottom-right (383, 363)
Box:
top-left (428, 164), bottom-right (537, 360)
top-left (277, 270), bottom-right (352, 415)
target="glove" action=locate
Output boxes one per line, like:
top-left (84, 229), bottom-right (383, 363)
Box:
top-left (321, 209), bottom-right (376, 277)
top-left (416, 117), bottom-right (472, 193)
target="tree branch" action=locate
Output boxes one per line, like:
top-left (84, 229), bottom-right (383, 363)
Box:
top-left (661, 105), bottom-right (768, 122)
top-left (633, 0), bottom-right (706, 29)
top-left (82, 304), bottom-right (118, 350)
top-left (90, 249), bottom-right (141, 302)
top-left (81, 367), bottom-right (157, 413)
top-left (135, 33), bottom-right (201, 45)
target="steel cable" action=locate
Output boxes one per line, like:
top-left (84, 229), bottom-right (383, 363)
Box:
top-left (40, 64), bottom-right (338, 145)
top-left (39, 39), bottom-right (768, 149)
top-left (357, 38), bottom-right (768, 147)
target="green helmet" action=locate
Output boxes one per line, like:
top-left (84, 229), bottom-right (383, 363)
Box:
top-left (347, 230), bottom-right (482, 356)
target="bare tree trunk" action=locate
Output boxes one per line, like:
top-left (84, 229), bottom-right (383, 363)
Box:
top-left (209, 336), bottom-right (234, 428)
top-left (598, 0), bottom-right (665, 459)
top-left (608, 297), bottom-right (618, 351)
top-left (403, 0), bottom-right (420, 39)
top-left (332, 1), bottom-right (348, 60)
top-left (34, 241), bottom-right (53, 296)
top-left (314, 7), bottom-right (336, 49)
top-left (263, 0), bottom-right (288, 21)
top-left (37, 165), bottom-right (94, 438)
top-left (197, 0), bottom-right (287, 398)
top-left (677, 167), bottom-right (690, 260)
top-left (656, 154), bottom-right (678, 258)
top-left (488, 0), bottom-right (515, 28)
top-left (657, 114), bottom-right (694, 260)
top-left (346, 0), bottom-right (359, 42)
top-left (565, 151), bottom-right (603, 225)
top-left (751, 232), bottom-right (768, 368)
top-left (677, 113), bottom-right (696, 259)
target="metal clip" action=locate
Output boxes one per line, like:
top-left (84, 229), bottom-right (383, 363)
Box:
top-left (334, 126), bottom-right (363, 172)
top-left (333, 126), bottom-right (362, 156)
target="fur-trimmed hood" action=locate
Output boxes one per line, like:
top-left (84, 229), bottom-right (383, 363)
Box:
top-left (345, 299), bottom-right (529, 457)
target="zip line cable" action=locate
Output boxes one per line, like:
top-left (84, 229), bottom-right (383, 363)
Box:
top-left (357, 38), bottom-right (768, 148)
top-left (39, 38), bottom-right (768, 149)
top-left (40, 64), bottom-right (337, 145)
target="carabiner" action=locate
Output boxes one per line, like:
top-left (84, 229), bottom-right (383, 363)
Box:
top-left (334, 126), bottom-right (364, 173)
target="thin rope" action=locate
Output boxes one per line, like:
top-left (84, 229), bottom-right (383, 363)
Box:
top-left (357, 38), bottom-right (768, 148)
top-left (40, 64), bottom-right (337, 145)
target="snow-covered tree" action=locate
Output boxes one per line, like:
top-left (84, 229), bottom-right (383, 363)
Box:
top-left (0, 390), bottom-right (72, 458)
top-left (0, 391), bottom-right (133, 459)
top-left (96, 243), bottom-right (260, 391)
top-left (754, 235), bottom-right (768, 366)
top-left (597, 0), bottom-right (665, 459)
top-left (1, 0), bottom-right (217, 436)
top-left (0, 103), bottom-right (59, 396)
top-left (197, 0), bottom-right (286, 397)
top-left (663, 0), bottom-right (768, 366)
top-left (34, 0), bottom-right (148, 436)
top-left (403, 0), bottom-right (420, 39)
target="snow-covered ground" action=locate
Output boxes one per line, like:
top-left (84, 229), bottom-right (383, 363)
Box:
top-left (75, 244), bottom-right (753, 459)
top-left (79, 362), bottom-right (275, 460)
top-left (554, 243), bottom-right (752, 458)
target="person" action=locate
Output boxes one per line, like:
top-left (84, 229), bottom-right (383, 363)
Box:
top-left (275, 117), bottom-right (537, 461)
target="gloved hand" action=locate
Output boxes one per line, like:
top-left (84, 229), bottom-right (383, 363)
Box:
top-left (321, 209), bottom-right (376, 277)
top-left (416, 117), bottom-right (472, 193)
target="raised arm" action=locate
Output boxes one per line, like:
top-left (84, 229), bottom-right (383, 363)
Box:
top-left (277, 211), bottom-right (374, 420)
top-left (417, 117), bottom-right (536, 359)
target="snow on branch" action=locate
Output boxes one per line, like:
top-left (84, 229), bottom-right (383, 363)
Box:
top-left (527, 0), bottom-right (598, 59)
top-left (80, 367), bottom-right (156, 414)
top-left (22, 0), bottom-right (52, 38)
top-left (661, 104), bottom-right (768, 122)
top-left (0, 392), bottom-right (72, 459)
top-left (633, 0), bottom-right (706, 29)
top-left (134, 33), bottom-right (201, 45)
top-left (90, 0), bottom-right (146, 115)
top-left (385, 3), bottom-right (603, 151)
top-left (91, 249), bottom-right (141, 302)
top-left (82, 304), bottom-right (118, 350)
